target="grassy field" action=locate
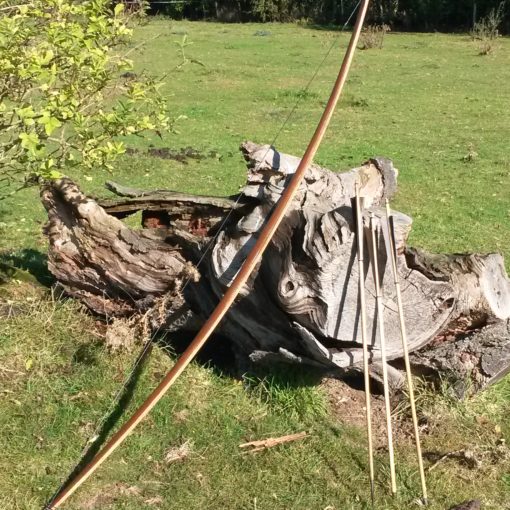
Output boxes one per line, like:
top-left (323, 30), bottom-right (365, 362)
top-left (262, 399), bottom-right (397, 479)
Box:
top-left (1, 20), bottom-right (510, 510)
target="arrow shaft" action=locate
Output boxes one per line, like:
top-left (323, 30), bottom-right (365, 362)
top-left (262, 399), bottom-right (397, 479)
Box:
top-left (354, 185), bottom-right (376, 504)
top-left (385, 201), bottom-right (428, 504)
top-left (369, 213), bottom-right (397, 495)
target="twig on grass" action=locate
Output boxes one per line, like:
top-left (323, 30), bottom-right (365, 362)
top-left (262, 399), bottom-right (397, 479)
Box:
top-left (239, 431), bottom-right (308, 453)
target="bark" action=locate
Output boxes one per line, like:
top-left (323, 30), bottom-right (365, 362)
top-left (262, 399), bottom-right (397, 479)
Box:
top-left (40, 142), bottom-right (510, 394)
top-left (41, 178), bottom-right (198, 316)
top-left (410, 319), bottom-right (510, 397)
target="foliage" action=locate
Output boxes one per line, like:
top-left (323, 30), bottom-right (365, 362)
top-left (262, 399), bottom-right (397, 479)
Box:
top-left (174, 34), bottom-right (205, 69)
top-left (146, 0), bottom-right (510, 33)
top-left (0, 0), bottom-right (170, 190)
top-left (121, 0), bottom-right (150, 16)
top-left (252, 0), bottom-right (284, 22)
top-left (147, 0), bottom-right (358, 23)
top-left (252, 0), bottom-right (305, 22)
top-left (369, 0), bottom-right (400, 24)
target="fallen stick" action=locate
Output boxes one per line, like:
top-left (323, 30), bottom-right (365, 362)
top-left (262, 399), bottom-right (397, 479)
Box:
top-left (427, 448), bottom-right (483, 472)
top-left (239, 432), bottom-right (308, 453)
top-left (427, 449), bottom-right (467, 472)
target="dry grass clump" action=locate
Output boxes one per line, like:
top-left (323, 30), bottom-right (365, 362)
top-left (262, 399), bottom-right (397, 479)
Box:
top-left (471, 2), bottom-right (506, 55)
top-left (359, 24), bottom-right (390, 50)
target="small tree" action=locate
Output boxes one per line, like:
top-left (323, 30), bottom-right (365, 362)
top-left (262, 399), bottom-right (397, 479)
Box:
top-left (0, 0), bottom-right (170, 192)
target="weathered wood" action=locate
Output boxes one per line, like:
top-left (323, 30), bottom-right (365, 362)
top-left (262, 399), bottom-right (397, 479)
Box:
top-left (41, 178), bottom-right (198, 316)
top-left (410, 319), bottom-right (510, 397)
top-left (40, 142), bottom-right (510, 393)
top-left (448, 501), bottom-right (481, 510)
top-left (210, 142), bottom-right (455, 369)
top-left (100, 181), bottom-right (257, 235)
top-left (405, 248), bottom-right (510, 321)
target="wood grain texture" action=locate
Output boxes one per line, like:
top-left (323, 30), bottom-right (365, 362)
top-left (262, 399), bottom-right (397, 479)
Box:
top-left (41, 178), bottom-right (198, 316)
top-left (40, 142), bottom-right (510, 393)
top-left (211, 142), bottom-right (454, 368)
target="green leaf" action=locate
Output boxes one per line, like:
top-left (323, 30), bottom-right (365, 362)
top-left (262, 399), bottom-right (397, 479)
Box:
top-left (48, 170), bottom-right (63, 179)
top-left (19, 131), bottom-right (44, 158)
top-left (0, 0), bottom-right (170, 187)
top-left (38, 114), bottom-right (61, 136)
top-left (44, 116), bottom-right (61, 136)
top-left (15, 106), bottom-right (35, 121)
top-left (40, 49), bottom-right (54, 66)
top-left (19, 132), bottom-right (40, 151)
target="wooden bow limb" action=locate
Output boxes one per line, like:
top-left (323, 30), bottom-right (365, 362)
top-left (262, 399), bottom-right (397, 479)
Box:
top-left (45, 1), bottom-right (371, 507)
top-left (385, 200), bottom-right (428, 505)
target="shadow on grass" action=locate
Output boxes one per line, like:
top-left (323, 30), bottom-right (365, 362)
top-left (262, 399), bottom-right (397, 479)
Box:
top-left (47, 330), bottom-right (237, 505)
top-left (303, 23), bottom-right (354, 32)
top-left (45, 343), bottom-right (152, 507)
top-left (46, 332), bottom-right (328, 506)
top-left (157, 330), bottom-right (239, 378)
top-left (158, 326), bottom-right (329, 389)
top-left (0, 248), bottom-right (54, 286)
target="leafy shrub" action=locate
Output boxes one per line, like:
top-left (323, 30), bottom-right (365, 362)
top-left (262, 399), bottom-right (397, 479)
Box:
top-left (251, 0), bottom-right (324, 22)
top-left (0, 1), bottom-right (170, 191)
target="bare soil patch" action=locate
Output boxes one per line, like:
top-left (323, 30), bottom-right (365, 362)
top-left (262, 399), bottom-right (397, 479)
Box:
top-left (321, 377), bottom-right (413, 448)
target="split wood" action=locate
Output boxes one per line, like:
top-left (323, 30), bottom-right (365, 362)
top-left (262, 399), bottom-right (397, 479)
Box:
top-left (239, 432), bottom-right (308, 453)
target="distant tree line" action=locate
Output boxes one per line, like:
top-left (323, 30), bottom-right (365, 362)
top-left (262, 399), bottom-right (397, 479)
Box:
top-left (142, 0), bottom-right (509, 33)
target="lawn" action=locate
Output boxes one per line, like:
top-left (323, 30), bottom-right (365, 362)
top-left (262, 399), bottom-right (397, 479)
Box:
top-left (1, 20), bottom-right (510, 510)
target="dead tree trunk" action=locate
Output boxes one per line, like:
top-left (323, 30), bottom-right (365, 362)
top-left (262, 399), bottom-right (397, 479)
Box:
top-left (40, 142), bottom-right (510, 394)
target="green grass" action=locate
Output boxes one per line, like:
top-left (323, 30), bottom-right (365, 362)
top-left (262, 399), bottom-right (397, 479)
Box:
top-left (243, 370), bottom-right (328, 421)
top-left (1, 21), bottom-right (510, 509)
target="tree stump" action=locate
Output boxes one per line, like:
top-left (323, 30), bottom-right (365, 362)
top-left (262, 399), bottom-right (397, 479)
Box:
top-left (40, 142), bottom-right (510, 394)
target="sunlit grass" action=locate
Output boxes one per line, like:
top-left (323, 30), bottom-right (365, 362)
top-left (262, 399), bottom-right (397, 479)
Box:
top-left (1, 20), bottom-right (510, 509)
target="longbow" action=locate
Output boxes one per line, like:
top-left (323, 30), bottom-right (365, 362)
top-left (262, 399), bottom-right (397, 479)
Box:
top-left (46, 1), bottom-right (370, 507)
